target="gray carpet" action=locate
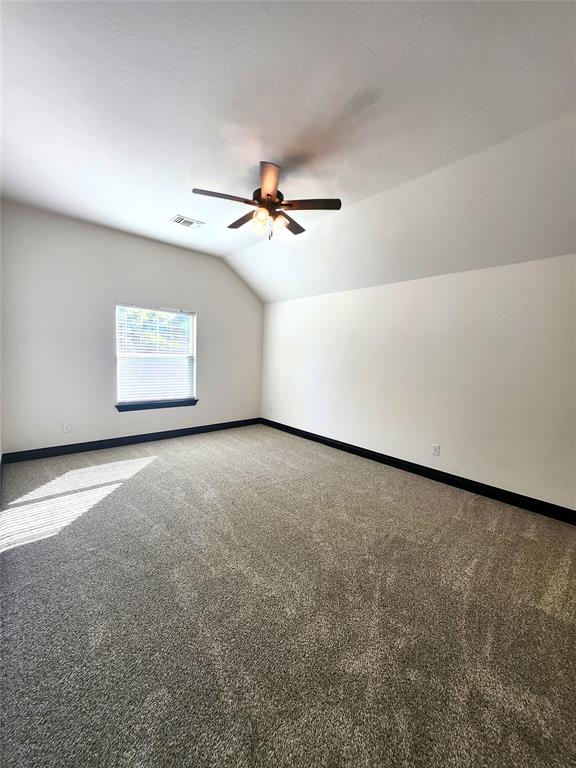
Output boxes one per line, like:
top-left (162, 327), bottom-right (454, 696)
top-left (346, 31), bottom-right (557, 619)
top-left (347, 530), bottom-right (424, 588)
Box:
top-left (1, 425), bottom-right (574, 768)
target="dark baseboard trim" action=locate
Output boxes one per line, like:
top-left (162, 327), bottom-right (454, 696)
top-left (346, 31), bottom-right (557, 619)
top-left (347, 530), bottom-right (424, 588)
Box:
top-left (2, 417), bottom-right (573, 526)
top-left (1, 418), bottom-right (261, 463)
top-left (260, 419), bottom-right (575, 526)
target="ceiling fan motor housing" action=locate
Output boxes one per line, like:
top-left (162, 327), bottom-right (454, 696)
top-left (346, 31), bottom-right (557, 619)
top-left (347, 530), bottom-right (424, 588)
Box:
top-left (253, 188), bottom-right (284, 206)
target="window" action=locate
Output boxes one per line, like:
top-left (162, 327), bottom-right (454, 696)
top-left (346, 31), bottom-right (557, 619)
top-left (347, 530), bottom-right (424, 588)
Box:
top-left (115, 304), bottom-right (197, 411)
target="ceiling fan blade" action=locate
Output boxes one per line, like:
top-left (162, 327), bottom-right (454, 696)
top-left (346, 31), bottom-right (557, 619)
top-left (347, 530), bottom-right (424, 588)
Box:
top-left (192, 188), bottom-right (257, 206)
top-left (279, 198), bottom-right (342, 211)
top-left (260, 162), bottom-right (281, 201)
top-left (279, 212), bottom-right (305, 235)
top-left (227, 211), bottom-right (254, 229)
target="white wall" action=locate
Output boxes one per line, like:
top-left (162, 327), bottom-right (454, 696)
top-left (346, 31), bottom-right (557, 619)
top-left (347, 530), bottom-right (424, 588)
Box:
top-left (3, 201), bottom-right (574, 510)
top-left (1, 201), bottom-right (263, 452)
top-left (262, 255), bottom-right (576, 509)
top-left (0, 203), bottom-right (2, 465)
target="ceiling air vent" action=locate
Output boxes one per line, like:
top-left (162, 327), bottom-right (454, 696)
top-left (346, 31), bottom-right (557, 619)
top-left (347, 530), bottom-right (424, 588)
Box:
top-left (171, 214), bottom-right (204, 229)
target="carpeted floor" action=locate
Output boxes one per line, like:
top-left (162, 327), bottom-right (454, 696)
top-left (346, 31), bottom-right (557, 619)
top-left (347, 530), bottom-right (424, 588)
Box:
top-left (1, 425), bottom-right (575, 768)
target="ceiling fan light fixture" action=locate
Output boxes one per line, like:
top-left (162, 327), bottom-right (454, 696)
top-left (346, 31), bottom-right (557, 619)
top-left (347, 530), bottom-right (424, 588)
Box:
top-left (252, 207), bottom-right (270, 234)
top-left (273, 213), bottom-right (287, 236)
top-left (253, 207), bottom-right (269, 223)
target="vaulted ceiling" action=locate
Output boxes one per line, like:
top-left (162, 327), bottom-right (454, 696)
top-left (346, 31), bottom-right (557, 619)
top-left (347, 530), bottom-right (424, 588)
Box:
top-left (2, 1), bottom-right (575, 301)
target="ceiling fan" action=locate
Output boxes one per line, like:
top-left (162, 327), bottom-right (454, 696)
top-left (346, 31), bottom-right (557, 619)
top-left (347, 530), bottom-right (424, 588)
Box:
top-left (192, 161), bottom-right (342, 238)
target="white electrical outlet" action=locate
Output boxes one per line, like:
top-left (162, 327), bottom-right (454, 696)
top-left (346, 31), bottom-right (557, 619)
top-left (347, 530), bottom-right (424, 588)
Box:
top-left (63, 422), bottom-right (72, 434)
top-left (432, 443), bottom-right (440, 456)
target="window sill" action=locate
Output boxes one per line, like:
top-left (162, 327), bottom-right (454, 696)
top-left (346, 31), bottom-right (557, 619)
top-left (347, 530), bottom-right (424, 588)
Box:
top-left (116, 398), bottom-right (199, 412)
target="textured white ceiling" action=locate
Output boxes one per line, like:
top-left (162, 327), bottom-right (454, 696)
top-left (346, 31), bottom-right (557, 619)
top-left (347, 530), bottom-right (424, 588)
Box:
top-left (229, 115), bottom-right (576, 301)
top-left (2, 1), bottom-right (575, 300)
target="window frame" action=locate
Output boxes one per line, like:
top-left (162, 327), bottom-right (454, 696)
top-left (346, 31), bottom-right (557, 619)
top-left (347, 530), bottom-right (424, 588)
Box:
top-left (114, 303), bottom-right (198, 412)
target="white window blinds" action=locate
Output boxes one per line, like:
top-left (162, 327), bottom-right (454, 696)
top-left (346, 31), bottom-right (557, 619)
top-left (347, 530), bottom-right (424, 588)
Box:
top-left (116, 305), bottom-right (196, 404)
